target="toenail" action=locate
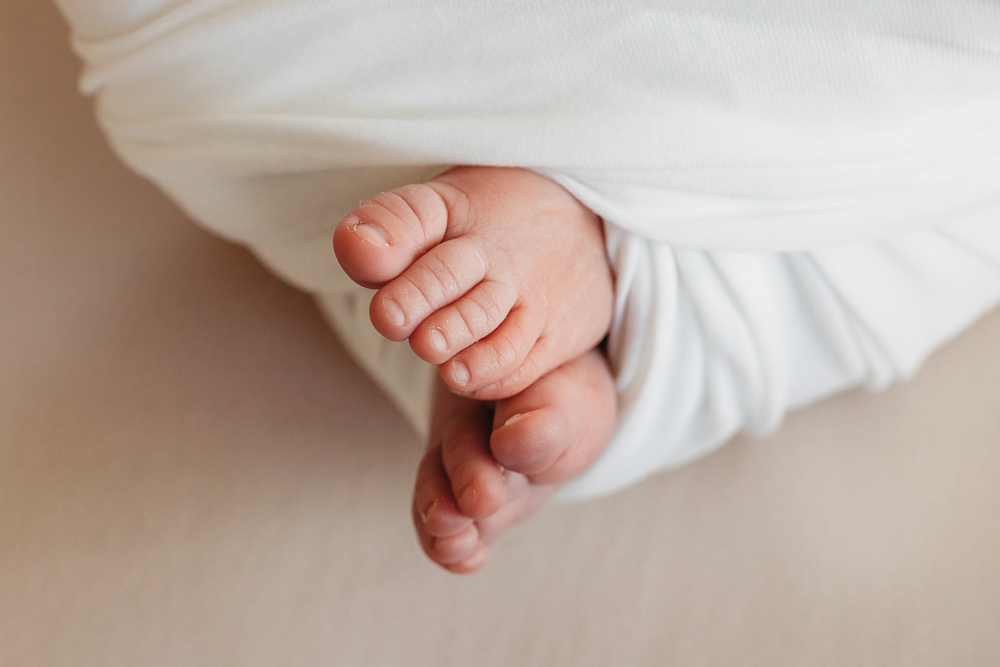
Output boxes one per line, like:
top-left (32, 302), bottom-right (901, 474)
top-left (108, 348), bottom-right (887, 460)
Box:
top-left (383, 298), bottom-right (406, 327)
top-left (429, 328), bottom-right (447, 352)
top-left (451, 361), bottom-right (470, 386)
top-left (354, 222), bottom-right (389, 246)
top-left (503, 413), bottom-right (528, 428)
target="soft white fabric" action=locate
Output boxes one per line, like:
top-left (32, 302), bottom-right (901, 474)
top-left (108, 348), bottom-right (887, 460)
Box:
top-left (570, 220), bottom-right (1000, 499)
top-left (57, 0), bottom-right (1000, 500)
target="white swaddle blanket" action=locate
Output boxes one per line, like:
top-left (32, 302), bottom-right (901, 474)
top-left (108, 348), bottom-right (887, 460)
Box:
top-left (58, 0), bottom-right (1000, 500)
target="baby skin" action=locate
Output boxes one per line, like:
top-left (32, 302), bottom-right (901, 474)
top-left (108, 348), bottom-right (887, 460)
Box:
top-left (334, 166), bottom-right (617, 572)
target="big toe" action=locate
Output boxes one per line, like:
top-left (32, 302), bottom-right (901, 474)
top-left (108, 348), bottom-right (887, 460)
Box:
top-left (333, 183), bottom-right (451, 289)
top-left (490, 348), bottom-right (617, 485)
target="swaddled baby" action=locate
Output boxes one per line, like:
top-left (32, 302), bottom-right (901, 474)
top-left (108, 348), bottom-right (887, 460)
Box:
top-left (61, 0), bottom-right (1000, 572)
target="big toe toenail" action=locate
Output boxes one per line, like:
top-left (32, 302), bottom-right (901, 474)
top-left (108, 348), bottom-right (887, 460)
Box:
top-left (383, 298), bottom-right (406, 327)
top-left (503, 413), bottom-right (528, 427)
top-left (354, 222), bottom-right (389, 246)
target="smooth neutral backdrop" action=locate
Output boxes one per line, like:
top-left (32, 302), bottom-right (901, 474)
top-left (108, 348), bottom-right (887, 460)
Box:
top-left (2, 2), bottom-right (999, 664)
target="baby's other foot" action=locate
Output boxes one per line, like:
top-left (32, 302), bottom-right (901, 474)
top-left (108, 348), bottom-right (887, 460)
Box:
top-left (412, 348), bottom-right (616, 573)
top-left (333, 167), bottom-right (613, 400)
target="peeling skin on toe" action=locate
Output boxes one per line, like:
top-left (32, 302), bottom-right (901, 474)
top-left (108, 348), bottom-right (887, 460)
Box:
top-left (420, 498), bottom-right (438, 524)
top-left (355, 222), bottom-right (390, 246)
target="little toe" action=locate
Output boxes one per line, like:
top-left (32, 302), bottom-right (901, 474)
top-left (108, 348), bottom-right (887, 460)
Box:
top-left (409, 279), bottom-right (517, 364)
top-left (412, 498), bottom-right (488, 573)
top-left (439, 305), bottom-right (546, 395)
top-left (333, 183), bottom-right (451, 289)
top-left (369, 235), bottom-right (490, 342)
top-left (439, 542), bottom-right (490, 574)
top-left (428, 524), bottom-right (482, 565)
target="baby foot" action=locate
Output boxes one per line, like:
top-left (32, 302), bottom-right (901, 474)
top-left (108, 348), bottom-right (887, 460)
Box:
top-left (333, 167), bottom-right (614, 400)
top-left (412, 348), bottom-right (617, 573)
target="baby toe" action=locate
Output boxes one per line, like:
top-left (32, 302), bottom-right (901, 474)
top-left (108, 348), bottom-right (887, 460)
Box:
top-left (440, 542), bottom-right (489, 574)
top-left (409, 278), bottom-right (516, 364)
top-left (412, 498), bottom-right (487, 573)
top-left (428, 524), bottom-right (482, 566)
top-left (439, 305), bottom-right (545, 396)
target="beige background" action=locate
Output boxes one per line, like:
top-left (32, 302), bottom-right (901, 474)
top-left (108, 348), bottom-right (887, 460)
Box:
top-left (3, 1), bottom-right (1000, 664)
